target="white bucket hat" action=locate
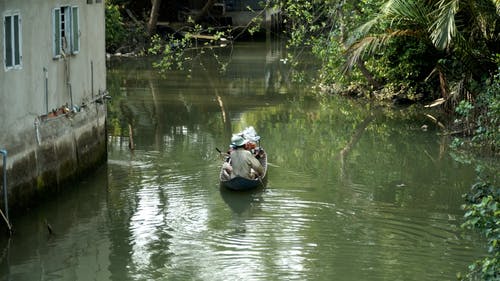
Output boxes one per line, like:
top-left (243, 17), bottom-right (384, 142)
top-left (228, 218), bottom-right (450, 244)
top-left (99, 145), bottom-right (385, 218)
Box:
top-left (231, 134), bottom-right (248, 147)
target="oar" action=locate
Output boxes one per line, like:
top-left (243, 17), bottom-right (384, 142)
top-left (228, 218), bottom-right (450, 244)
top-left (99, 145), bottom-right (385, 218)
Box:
top-left (0, 208), bottom-right (12, 234)
top-left (257, 175), bottom-right (265, 187)
top-left (216, 148), bottom-right (231, 162)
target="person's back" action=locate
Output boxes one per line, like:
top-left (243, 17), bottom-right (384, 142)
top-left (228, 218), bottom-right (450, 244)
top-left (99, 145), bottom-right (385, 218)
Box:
top-left (227, 135), bottom-right (263, 180)
top-left (230, 147), bottom-right (263, 180)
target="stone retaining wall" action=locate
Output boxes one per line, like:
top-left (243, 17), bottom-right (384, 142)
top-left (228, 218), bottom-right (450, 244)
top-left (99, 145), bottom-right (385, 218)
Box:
top-left (0, 103), bottom-right (107, 216)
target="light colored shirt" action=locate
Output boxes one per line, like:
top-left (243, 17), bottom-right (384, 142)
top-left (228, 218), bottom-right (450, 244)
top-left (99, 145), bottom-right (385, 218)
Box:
top-left (230, 148), bottom-right (264, 180)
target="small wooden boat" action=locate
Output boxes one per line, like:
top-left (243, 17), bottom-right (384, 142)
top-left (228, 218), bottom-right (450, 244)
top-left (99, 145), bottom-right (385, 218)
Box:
top-left (219, 150), bottom-right (268, 191)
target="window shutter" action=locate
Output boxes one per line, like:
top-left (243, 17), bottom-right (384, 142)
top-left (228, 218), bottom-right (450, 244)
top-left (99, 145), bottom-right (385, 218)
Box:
top-left (71, 6), bottom-right (79, 54)
top-left (53, 8), bottom-right (61, 58)
top-left (5, 16), bottom-right (13, 67)
top-left (13, 15), bottom-right (20, 65)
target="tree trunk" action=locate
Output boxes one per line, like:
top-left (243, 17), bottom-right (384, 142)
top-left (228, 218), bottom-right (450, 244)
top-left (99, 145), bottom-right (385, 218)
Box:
top-left (194, 0), bottom-right (216, 23)
top-left (356, 60), bottom-right (382, 89)
top-left (147, 0), bottom-right (162, 36)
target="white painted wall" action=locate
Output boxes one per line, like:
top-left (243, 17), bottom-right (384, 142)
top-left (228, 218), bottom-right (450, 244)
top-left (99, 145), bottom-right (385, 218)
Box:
top-left (0, 0), bottom-right (106, 148)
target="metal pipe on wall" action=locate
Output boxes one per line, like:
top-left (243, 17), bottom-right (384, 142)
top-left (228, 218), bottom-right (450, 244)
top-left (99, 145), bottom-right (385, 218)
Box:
top-left (43, 67), bottom-right (49, 114)
top-left (91, 60), bottom-right (94, 99)
top-left (0, 149), bottom-right (12, 235)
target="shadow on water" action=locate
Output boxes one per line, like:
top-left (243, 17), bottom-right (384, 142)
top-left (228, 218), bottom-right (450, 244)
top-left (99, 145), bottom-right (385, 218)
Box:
top-left (219, 186), bottom-right (266, 215)
top-left (0, 164), bottom-right (110, 281)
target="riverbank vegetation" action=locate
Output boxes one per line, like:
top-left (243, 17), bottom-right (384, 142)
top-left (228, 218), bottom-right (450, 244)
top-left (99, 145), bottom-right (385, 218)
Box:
top-left (105, 1), bottom-right (498, 279)
top-left (278, 4), bottom-right (499, 277)
top-left (105, 0), bottom-right (498, 150)
top-left (280, 0), bottom-right (498, 151)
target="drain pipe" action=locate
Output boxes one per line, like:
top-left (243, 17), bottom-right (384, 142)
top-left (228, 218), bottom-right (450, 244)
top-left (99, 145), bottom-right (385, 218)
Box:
top-left (91, 60), bottom-right (94, 99)
top-left (43, 67), bottom-right (49, 114)
top-left (0, 150), bottom-right (11, 235)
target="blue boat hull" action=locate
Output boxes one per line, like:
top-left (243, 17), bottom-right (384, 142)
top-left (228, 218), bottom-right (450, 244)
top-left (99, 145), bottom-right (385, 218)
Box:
top-left (220, 176), bottom-right (264, 191)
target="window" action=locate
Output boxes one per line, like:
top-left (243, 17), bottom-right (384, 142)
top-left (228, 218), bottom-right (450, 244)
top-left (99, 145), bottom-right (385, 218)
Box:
top-left (53, 6), bottom-right (79, 58)
top-left (71, 7), bottom-right (80, 53)
top-left (4, 12), bottom-right (22, 70)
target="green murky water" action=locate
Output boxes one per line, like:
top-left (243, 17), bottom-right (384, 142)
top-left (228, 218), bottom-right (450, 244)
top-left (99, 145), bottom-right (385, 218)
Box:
top-left (0, 41), bottom-right (486, 281)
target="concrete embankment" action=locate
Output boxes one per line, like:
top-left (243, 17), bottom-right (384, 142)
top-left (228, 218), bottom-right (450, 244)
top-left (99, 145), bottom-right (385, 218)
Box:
top-left (0, 103), bottom-right (107, 226)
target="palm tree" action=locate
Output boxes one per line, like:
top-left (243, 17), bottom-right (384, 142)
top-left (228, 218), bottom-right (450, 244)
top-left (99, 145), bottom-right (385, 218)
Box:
top-left (345, 0), bottom-right (499, 101)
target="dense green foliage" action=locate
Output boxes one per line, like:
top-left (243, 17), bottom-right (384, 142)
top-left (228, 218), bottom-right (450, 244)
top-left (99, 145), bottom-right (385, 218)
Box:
top-left (105, 3), bottom-right (126, 52)
top-left (148, 20), bottom-right (230, 74)
top-left (452, 66), bottom-right (500, 153)
top-left (105, 1), bottom-right (149, 53)
top-left (278, 0), bottom-right (499, 97)
top-left (459, 176), bottom-right (499, 280)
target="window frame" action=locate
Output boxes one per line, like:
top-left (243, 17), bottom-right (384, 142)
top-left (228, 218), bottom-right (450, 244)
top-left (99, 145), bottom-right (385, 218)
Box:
top-left (3, 11), bottom-right (22, 70)
top-left (53, 5), bottom-right (79, 59)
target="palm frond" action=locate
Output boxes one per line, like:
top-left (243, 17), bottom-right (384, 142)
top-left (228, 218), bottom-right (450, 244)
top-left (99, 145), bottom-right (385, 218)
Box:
top-left (347, 17), bottom-right (381, 47)
top-left (344, 36), bottom-right (378, 72)
top-left (381, 0), bottom-right (432, 27)
top-left (429, 0), bottom-right (460, 50)
top-left (347, 0), bottom-right (432, 47)
top-left (344, 29), bottom-right (421, 72)
top-left (469, 0), bottom-right (500, 40)
top-left (493, 0), bottom-right (500, 15)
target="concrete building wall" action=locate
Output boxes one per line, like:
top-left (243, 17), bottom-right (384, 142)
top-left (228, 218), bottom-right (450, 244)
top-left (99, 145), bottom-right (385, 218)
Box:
top-left (1, 0), bottom-right (106, 132)
top-left (0, 0), bottom-right (107, 216)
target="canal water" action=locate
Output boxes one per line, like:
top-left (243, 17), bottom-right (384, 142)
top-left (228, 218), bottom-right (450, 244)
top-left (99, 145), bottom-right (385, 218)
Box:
top-left (0, 41), bottom-right (486, 280)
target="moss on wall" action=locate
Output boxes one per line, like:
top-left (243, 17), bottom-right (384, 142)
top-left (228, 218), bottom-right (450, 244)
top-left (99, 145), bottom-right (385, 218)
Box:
top-left (0, 105), bottom-right (107, 215)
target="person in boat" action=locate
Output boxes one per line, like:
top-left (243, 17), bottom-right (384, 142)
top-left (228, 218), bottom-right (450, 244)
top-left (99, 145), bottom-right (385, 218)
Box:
top-left (223, 134), bottom-right (264, 180)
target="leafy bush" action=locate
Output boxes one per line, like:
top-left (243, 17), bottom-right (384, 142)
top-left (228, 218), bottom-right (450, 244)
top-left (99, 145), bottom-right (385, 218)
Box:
top-left (453, 65), bottom-right (500, 154)
top-left (105, 3), bottom-right (126, 53)
top-left (459, 177), bottom-right (499, 281)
